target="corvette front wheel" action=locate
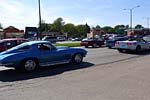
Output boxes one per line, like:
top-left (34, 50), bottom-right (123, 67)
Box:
top-left (72, 54), bottom-right (83, 64)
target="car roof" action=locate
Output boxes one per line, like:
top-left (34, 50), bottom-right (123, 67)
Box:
top-left (23, 40), bottom-right (50, 45)
top-left (2, 38), bottom-right (26, 41)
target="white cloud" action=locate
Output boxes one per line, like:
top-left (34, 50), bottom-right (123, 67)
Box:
top-left (0, 0), bottom-right (39, 29)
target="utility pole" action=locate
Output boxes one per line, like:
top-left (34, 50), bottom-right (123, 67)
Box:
top-left (38, 0), bottom-right (42, 40)
top-left (124, 5), bottom-right (140, 32)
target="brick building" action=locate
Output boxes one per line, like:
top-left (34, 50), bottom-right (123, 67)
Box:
top-left (3, 26), bottom-right (24, 39)
top-left (87, 27), bottom-right (104, 38)
top-left (127, 28), bottom-right (150, 36)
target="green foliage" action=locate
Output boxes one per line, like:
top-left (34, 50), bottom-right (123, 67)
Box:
top-left (38, 17), bottom-right (146, 38)
top-left (85, 23), bottom-right (91, 33)
top-left (0, 23), bottom-right (3, 29)
top-left (76, 24), bottom-right (87, 38)
top-left (51, 17), bottom-right (65, 31)
top-left (102, 26), bottom-right (114, 33)
top-left (114, 25), bottom-right (125, 31)
top-left (96, 25), bottom-right (101, 28)
top-left (55, 42), bottom-right (80, 47)
top-left (62, 23), bottom-right (77, 37)
top-left (135, 24), bottom-right (144, 29)
top-left (39, 20), bottom-right (51, 32)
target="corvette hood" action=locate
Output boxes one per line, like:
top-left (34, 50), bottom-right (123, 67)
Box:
top-left (0, 48), bottom-right (18, 55)
top-left (56, 46), bottom-right (70, 50)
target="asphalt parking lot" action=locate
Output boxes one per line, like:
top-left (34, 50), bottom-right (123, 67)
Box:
top-left (0, 47), bottom-right (150, 100)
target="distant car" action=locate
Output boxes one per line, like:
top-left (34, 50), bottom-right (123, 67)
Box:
top-left (0, 38), bottom-right (28, 52)
top-left (42, 36), bottom-right (57, 43)
top-left (105, 37), bottom-right (128, 48)
top-left (57, 37), bottom-right (66, 41)
top-left (80, 38), bottom-right (104, 48)
top-left (71, 37), bottom-right (81, 41)
top-left (0, 41), bottom-right (87, 72)
top-left (115, 38), bottom-right (150, 52)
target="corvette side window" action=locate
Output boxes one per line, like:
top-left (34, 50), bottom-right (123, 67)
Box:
top-left (38, 44), bottom-right (50, 51)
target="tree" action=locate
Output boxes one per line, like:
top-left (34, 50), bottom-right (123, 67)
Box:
top-left (62, 23), bottom-right (77, 37)
top-left (135, 24), bottom-right (144, 29)
top-left (51, 17), bottom-right (65, 32)
top-left (125, 25), bottom-right (129, 29)
top-left (76, 24), bottom-right (88, 38)
top-left (0, 23), bottom-right (3, 29)
top-left (114, 25), bottom-right (126, 34)
top-left (85, 23), bottom-right (91, 33)
top-left (114, 25), bottom-right (125, 31)
top-left (96, 25), bottom-right (101, 29)
top-left (38, 20), bottom-right (52, 32)
top-left (101, 26), bottom-right (114, 33)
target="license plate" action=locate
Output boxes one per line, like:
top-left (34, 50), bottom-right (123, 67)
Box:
top-left (119, 44), bottom-right (127, 48)
top-left (83, 42), bottom-right (88, 44)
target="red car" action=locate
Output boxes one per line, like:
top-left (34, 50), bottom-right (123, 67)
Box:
top-left (80, 38), bottom-right (104, 48)
top-left (0, 38), bottom-right (28, 52)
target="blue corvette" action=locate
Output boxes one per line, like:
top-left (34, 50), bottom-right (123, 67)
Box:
top-left (0, 41), bottom-right (87, 72)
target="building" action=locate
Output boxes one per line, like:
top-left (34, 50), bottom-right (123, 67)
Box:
top-left (127, 28), bottom-right (150, 36)
top-left (3, 26), bottom-right (24, 39)
top-left (0, 29), bottom-right (3, 39)
top-left (87, 27), bottom-right (104, 38)
top-left (24, 27), bottom-right (38, 40)
top-left (42, 30), bottom-right (67, 38)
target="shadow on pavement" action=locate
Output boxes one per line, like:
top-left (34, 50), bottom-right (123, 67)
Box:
top-left (121, 50), bottom-right (150, 55)
top-left (0, 62), bottom-right (94, 82)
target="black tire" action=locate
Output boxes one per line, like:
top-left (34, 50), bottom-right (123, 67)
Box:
top-left (118, 49), bottom-right (124, 52)
top-left (136, 46), bottom-right (141, 53)
top-left (108, 46), bottom-right (112, 49)
top-left (92, 43), bottom-right (99, 48)
top-left (71, 53), bottom-right (83, 65)
top-left (16, 59), bottom-right (38, 72)
top-left (85, 46), bottom-right (88, 48)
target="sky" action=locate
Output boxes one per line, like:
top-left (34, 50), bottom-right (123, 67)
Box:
top-left (0, 0), bottom-right (150, 30)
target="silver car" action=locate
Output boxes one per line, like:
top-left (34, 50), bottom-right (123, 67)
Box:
top-left (115, 38), bottom-right (150, 52)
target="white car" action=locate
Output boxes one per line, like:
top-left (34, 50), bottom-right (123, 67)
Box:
top-left (115, 38), bottom-right (150, 52)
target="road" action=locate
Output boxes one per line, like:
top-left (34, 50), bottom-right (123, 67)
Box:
top-left (0, 47), bottom-right (150, 100)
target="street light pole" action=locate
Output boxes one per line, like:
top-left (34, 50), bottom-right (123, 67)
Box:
top-left (124, 5), bottom-right (140, 32)
top-left (38, 0), bottom-right (42, 40)
top-left (130, 9), bottom-right (132, 31)
top-left (146, 17), bottom-right (150, 29)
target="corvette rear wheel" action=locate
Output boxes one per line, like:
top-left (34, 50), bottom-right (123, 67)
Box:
top-left (72, 54), bottom-right (83, 64)
top-left (16, 59), bottom-right (38, 72)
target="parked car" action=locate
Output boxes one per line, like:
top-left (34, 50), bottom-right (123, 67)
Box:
top-left (105, 36), bottom-right (129, 48)
top-left (57, 37), bottom-right (66, 41)
top-left (71, 37), bottom-right (82, 41)
top-left (42, 36), bottom-right (57, 43)
top-left (115, 38), bottom-right (150, 52)
top-left (80, 38), bottom-right (104, 48)
top-left (0, 41), bottom-right (87, 72)
top-left (0, 38), bottom-right (28, 52)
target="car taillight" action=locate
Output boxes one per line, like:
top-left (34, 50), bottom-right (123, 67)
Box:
top-left (115, 42), bottom-right (119, 45)
top-left (127, 42), bottom-right (133, 45)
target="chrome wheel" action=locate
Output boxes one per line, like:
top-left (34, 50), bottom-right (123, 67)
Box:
top-left (92, 43), bottom-right (99, 48)
top-left (72, 54), bottom-right (83, 64)
top-left (24, 60), bottom-right (37, 72)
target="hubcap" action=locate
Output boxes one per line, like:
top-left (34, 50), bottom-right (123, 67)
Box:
top-left (93, 43), bottom-right (98, 47)
top-left (75, 54), bottom-right (82, 63)
top-left (24, 60), bottom-right (36, 71)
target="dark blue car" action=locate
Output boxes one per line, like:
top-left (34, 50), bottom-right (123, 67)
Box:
top-left (0, 41), bottom-right (87, 72)
top-left (105, 37), bottom-right (128, 48)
